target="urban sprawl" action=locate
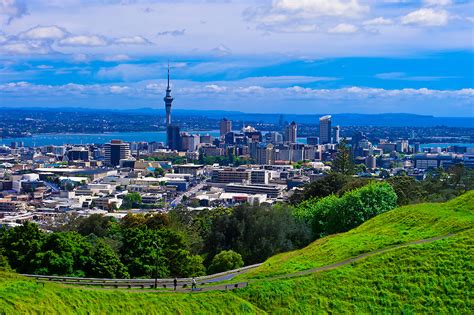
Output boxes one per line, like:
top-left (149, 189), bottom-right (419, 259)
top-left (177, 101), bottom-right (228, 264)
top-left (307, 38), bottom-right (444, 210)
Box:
top-left (1, 69), bottom-right (473, 228)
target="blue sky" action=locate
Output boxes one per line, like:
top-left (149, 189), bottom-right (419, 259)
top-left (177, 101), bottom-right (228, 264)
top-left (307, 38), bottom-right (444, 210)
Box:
top-left (0, 0), bottom-right (473, 116)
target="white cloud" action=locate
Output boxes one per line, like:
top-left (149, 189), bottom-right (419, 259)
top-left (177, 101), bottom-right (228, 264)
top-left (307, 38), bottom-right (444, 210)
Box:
top-left (59, 35), bottom-right (109, 47)
top-left (0, 0), bottom-right (27, 24)
top-left (245, 0), bottom-right (369, 33)
top-left (114, 36), bottom-right (150, 45)
top-left (212, 44), bottom-right (232, 56)
top-left (423, 0), bottom-right (452, 6)
top-left (273, 0), bottom-right (369, 18)
top-left (18, 25), bottom-right (68, 40)
top-left (401, 8), bottom-right (449, 26)
top-left (103, 54), bottom-right (131, 62)
top-left (109, 85), bottom-right (130, 93)
top-left (156, 29), bottom-right (186, 37)
top-left (0, 40), bottom-right (51, 54)
top-left (328, 23), bottom-right (358, 33)
top-left (363, 17), bottom-right (393, 26)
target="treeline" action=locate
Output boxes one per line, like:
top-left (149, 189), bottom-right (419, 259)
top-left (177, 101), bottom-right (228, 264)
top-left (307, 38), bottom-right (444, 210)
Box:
top-left (291, 164), bottom-right (474, 206)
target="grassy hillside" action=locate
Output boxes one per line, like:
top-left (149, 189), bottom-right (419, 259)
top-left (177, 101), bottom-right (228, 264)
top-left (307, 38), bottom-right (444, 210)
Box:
top-left (239, 191), bottom-right (474, 280)
top-left (0, 271), bottom-right (262, 314)
top-left (236, 229), bottom-right (473, 313)
top-left (0, 192), bottom-right (472, 314)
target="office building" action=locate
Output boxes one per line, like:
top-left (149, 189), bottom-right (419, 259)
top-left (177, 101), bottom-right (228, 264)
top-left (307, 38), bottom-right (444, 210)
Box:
top-left (181, 133), bottom-right (200, 152)
top-left (167, 125), bottom-right (181, 151)
top-left (104, 140), bottom-right (131, 166)
top-left (220, 118), bottom-right (232, 138)
top-left (285, 121), bottom-right (297, 143)
top-left (211, 168), bottom-right (251, 183)
top-left (67, 147), bottom-right (89, 161)
top-left (332, 125), bottom-right (340, 144)
top-left (319, 115), bottom-right (332, 144)
top-left (307, 137), bottom-right (319, 145)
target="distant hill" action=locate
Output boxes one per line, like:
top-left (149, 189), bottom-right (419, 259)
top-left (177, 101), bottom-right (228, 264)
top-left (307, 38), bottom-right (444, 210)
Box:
top-left (0, 192), bottom-right (472, 313)
top-left (2, 107), bottom-right (473, 127)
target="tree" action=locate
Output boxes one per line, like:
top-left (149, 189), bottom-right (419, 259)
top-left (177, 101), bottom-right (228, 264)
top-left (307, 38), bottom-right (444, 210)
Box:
top-left (294, 182), bottom-right (398, 239)
top-left (387, 176), bottom-right (426, 205)
top-left (87, 239), bottom-right (129, 278)
top-left (73, 214), bottom-right (115, 237)
top-left (332, 139), bottom-right (354, 175)
top-left (0, 222), bottom-right (45, 274)
top-left (203, 204), bottom-right (311, 265)
top-left (289, 173), bottom-right (349, 204)
top-left (208, 250), bottom-right (244, 274)
top-left (121, 192), bottom-right (142, 209)
top-left (33, 232), bottom-right (92, 276)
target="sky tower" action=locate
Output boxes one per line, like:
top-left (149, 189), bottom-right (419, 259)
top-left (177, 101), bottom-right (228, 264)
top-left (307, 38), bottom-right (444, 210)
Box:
top-left (164, 63), bottom-right (173, 126)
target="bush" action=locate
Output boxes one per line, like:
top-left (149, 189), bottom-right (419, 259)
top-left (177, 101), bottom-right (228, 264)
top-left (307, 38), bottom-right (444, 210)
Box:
top-left (294, 182), bottom-right (398, 238)
top-left (208, 250), bottom-right (244, 274)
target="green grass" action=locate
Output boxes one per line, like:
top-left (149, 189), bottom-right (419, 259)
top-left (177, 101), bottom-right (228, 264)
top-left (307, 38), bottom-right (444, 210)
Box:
top-left (235, 228), bottom-right (473, 314)
top-left (1, 191), bottom-right (473, 314)
top-left (0, 272), bottom-right (262, 314)
top-left (238, 191), bottom-right (474, 280)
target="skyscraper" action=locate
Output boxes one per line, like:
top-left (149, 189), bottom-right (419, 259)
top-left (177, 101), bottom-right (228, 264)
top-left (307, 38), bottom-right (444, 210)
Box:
top-left (104, 140), bottom-right (131, 166)
top-left (220, 118), bottom-right (232, 138)
top-left (167, 125), bottom-right (181, 151)
top-left (319, 115), bottom-right (332, 144)
top-left (164, 63), bottom-right (173, 127)
top-left (332, 125), bottom-right (340, 144)
top-left (285, 121), bottom-right (297, 143)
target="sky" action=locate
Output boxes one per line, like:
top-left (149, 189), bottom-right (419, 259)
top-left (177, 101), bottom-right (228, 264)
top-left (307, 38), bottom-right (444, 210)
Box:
top-left (0, 0), bottom-right (473, 116)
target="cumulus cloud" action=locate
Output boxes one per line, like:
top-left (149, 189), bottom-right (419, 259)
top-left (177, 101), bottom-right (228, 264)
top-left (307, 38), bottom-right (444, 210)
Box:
top-left (18, 25), bottom-right (68, 40)
top-left (363, 17), bottom-right (393, 26)
top-left (157, 29), bottom-right (186, 37)
top-left (401, 8), bottom-right (449, 26)
top-left (114, 36), bottom-right (150, 45)
top-left (0, 40), bottom-right (51, 54)
top-left (212, 44), bottom-right (232, 56)
top-left (103, 54), bottom-right (131, 62)
top-left (423, 0), bottom-right (452, 6)
top-left (58, 35), bottom-right (109, 47)
top-left (244, 0), bottom-right (369, 33)
top-left (0, 0), bottom-right (27, 24)
top-left (328, 23), bottom-right (358, 33)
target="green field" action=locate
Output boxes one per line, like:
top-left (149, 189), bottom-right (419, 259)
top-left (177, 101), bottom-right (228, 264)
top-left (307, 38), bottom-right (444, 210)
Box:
top-left (1, 192), bottom-right (473, 314)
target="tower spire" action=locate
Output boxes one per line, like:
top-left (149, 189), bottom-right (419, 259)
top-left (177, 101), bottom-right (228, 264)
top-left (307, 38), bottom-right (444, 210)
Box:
top-left (164, 60), bottom-right (174, 127)
top-left (167, 60), bottom-right (170, 90)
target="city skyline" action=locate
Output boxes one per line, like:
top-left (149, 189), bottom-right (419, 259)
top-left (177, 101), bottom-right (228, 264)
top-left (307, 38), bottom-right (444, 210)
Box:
top-left (0, 0), bottom-right (473, 116)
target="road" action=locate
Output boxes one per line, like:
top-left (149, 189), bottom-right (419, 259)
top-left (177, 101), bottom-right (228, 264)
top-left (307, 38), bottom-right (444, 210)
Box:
top-left (169, 181), bottom-right (206, 207)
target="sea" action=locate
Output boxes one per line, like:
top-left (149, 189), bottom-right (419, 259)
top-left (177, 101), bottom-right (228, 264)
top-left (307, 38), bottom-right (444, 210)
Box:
top-left (1, 131), bottom-right (473, 149)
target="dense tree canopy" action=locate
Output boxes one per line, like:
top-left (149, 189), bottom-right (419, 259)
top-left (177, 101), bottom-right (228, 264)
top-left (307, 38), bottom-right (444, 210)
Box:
top-left (294, 182), bottom-right (398, 238)
top-left (208, 250), bottom-right (244, 274)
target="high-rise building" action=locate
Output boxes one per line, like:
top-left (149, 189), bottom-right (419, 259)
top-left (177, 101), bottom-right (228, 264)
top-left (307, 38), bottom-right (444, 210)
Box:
top-left (284, 121), bottom-right (297, 143)
top-left (220, 118), bottom-right (232, 138)
top-left (181, 133), bottom-right (200, 152)
top-left (67, 147), bottom-right (90, 161)
top-left (167, 125), bottom-right (181, 151)
top-left (164, 63), bottom-right (173, 127)
top-left (332, 125), bottom-right (340, 144)
top-left (319, 115), bottom-right (332, 144)
top-left (104, 140), bottom-right (130, 166)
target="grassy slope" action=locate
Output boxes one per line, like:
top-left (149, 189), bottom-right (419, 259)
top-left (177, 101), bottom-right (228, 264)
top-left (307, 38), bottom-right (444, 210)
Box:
top-left (236, 229), bottom-right (473, 314)
top-left (239, 191), bottom-right (474, 280)
top-left (0, 192), bottom-right (472, 314)
top-left (0, 272), bottom-right (262, 314)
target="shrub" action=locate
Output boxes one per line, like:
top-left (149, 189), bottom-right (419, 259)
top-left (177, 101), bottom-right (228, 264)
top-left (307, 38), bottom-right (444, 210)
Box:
top-left (294, 182), bottom-right (398, 238)
top-left (208, 250), bottom-right (244, 274)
